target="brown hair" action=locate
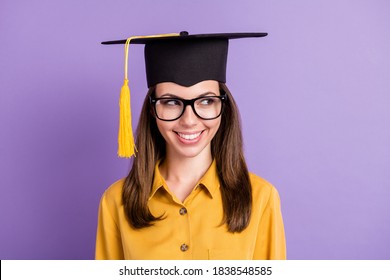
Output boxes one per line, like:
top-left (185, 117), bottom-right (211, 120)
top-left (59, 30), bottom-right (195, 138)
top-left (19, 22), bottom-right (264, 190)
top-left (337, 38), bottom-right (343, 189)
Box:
top-left (122, 83), bottom-right (252, 232)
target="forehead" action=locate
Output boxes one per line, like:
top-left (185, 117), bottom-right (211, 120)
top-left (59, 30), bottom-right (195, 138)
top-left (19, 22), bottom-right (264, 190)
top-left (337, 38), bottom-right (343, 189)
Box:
top-left (155, 80), bottom-right (219, 97)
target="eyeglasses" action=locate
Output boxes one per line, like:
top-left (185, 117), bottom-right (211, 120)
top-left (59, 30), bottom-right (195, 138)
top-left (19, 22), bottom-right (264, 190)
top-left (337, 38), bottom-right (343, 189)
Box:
top-left (150, 91), bottom-right (227, 121)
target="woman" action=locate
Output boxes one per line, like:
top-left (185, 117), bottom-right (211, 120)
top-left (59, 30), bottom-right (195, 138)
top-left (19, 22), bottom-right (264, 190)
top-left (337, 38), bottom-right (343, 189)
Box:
top-left (96, 32), bottom-right (286, 260)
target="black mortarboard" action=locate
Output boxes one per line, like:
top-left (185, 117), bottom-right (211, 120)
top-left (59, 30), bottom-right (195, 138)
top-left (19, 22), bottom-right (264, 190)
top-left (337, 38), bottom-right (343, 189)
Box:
top-left (102, 31), bottom-right (267, 87)
top-left (102, 31), bottom-right (267, 158)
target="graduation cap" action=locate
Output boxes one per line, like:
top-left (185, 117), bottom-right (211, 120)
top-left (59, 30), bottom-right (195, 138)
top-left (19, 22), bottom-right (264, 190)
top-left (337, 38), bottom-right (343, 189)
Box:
top-left (102, 31), bottom-right (267, 158)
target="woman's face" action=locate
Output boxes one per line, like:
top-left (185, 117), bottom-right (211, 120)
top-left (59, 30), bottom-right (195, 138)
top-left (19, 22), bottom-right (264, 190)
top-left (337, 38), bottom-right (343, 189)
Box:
top-left (154, 80), bottom-right (221, 160)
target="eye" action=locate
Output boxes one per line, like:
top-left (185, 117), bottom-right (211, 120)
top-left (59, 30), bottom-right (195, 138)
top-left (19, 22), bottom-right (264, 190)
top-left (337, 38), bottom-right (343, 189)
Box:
top-left (198, 97), bottom-right (216, 106)
top-left (158, 99), bottom-right (182, 106)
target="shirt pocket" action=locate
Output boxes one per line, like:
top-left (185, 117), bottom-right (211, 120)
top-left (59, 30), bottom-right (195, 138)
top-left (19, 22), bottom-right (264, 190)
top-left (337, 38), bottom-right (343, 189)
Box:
top-left (208, 249), bottom-right (251, 260)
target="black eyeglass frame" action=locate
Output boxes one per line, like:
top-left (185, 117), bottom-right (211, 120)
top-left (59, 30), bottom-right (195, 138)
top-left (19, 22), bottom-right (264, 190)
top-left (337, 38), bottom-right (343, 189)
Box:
top-left (149, 90), bottom-right (227, 121)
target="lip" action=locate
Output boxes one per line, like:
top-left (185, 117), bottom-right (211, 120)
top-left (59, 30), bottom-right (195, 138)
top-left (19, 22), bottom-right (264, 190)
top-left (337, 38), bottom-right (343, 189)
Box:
top-left (174, 130), bottom-right (204, 144)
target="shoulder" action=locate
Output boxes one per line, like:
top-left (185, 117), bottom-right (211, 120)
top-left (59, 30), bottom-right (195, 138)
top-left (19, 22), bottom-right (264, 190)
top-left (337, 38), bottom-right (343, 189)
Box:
top-left (248, 172), bottom-right (281, 209)
top-left (100, 178), bottom-right (125, 208)
top-left (249, 172), bottom-right (274, 195)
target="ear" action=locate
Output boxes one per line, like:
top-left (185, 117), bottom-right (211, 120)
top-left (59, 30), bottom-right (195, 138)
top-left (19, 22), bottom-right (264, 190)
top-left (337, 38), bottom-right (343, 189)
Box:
top-left (147, 87), bottom-right (157, 118)
top-left (149, 106), bottom-right (157, 118)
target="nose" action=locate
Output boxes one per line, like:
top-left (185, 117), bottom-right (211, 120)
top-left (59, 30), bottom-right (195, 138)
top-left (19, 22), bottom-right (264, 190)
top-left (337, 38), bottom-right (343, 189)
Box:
top-left (179, 104), bottom-right (198, 126)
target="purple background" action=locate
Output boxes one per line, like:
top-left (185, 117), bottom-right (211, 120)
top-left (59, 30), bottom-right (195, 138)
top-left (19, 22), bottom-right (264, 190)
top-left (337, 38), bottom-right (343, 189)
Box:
top-left (1, 0), bottom-right (389, 260)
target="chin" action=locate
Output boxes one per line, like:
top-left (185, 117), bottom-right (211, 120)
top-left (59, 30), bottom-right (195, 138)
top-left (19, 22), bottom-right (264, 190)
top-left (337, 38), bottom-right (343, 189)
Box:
top-left (172, 145), bottom-right (210, 159)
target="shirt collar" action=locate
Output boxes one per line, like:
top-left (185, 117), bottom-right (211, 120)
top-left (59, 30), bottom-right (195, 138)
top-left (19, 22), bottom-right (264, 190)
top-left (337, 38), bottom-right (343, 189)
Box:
top-left (149, 159), bottom-right (220, 200)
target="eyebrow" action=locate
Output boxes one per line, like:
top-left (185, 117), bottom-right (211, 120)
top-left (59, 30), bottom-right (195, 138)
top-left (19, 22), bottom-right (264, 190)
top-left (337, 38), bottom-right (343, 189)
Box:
top-left (159, 91), bottom-right (218, 98)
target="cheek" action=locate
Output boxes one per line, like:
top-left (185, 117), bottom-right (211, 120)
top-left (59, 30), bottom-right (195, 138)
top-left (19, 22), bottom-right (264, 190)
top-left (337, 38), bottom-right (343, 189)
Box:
top-left (207, 118), bottom-right (222, 135)
top-left (156, 120), bottom-right (165, 135)
top-left (156, 119), bottom-right (172, 138)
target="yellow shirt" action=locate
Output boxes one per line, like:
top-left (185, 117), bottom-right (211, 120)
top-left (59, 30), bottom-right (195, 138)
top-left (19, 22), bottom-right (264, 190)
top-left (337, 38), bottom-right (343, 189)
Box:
top-left (95, 161), bottom-right (286, 260)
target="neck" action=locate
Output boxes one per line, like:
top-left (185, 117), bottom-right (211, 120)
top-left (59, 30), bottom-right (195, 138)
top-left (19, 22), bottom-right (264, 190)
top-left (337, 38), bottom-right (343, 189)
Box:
top-left (160, 149), bottom-right (213, 184)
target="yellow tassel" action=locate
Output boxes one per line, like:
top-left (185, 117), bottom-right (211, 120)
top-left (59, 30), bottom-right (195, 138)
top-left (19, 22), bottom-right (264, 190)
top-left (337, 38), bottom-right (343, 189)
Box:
top-left (117, 33), bottom-right (180, 158)
top-left (118, 79), bottom-right (137, 158)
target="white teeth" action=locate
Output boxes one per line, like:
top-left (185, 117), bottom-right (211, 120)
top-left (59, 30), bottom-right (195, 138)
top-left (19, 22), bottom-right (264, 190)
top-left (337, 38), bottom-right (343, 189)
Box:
top-left (177, 132), bottom-right (202, 140)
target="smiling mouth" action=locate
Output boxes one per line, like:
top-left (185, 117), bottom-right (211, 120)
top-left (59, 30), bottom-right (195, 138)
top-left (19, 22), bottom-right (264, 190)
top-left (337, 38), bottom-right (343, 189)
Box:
top-left (175, 131), bottom-right (203, 140)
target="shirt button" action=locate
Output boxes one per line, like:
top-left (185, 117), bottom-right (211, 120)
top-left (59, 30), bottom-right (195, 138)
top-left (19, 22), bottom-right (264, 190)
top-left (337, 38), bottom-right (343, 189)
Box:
top-left (180, 244), bottom-right (189, 252)
top-left (179, 207), bottom-right (187, 215)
